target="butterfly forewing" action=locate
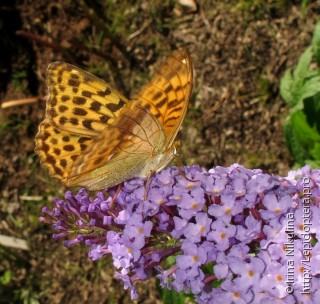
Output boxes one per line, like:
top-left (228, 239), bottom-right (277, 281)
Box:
top-left (46, 62), bottom-right (129, 136)
top-left (134, 49), bottom-right (193, 147)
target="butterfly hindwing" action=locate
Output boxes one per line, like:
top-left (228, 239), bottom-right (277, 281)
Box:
top-left (35, 118), bottom-right (93, 180)
top-left (66, 100), bottom-right (165, 190)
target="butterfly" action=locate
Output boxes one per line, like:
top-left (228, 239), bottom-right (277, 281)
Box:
top-left (35, 49), bottom-right (193, 190)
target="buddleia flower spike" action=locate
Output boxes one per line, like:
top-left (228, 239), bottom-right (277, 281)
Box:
top-left (40, 164), bottom-right (320, 302)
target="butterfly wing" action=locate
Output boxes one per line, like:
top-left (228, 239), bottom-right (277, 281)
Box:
top-left (35, 62), bottom-right (129, 181)
top-left (35, 118), bottom-right (92, 180)
top-left (66, 99), bottom-right (166, 190)
top-left (45, 61), bottom-right (129, 136)
top-left (133, 49), bottom-right (193, 147)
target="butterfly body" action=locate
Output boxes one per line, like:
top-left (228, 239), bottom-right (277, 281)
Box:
top-left (35, 49), bottom-right (193, 190)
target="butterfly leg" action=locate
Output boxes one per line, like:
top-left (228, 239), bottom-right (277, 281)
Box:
top-left (173, 154), bottom-right (199, 183)
top-left (143, 170), bottom-right (156, 200)
top-left (178, 166), bottom-right (199, 183)
top-left (110, 184), bottom-right (122, 207)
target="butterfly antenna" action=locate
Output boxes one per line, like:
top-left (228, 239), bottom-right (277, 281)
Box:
top-left (181, 90), bottom-right (230, 134)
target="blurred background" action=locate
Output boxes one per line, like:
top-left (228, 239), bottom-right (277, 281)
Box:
top-left (0, 0), bottom-right (319, 303)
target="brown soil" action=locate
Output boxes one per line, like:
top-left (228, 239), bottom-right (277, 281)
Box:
top-left (0, 0), bottom-right (319, 303)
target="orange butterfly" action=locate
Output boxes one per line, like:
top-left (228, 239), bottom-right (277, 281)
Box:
top-left (35, 49), bottom-right (193, 190)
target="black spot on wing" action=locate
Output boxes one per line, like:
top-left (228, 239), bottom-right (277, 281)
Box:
top-left (90, 101), bottom-right (102, 111)
top-left (73, 97), bottom-right (86, 105)
top-left (83, 120), bottom-right (93, 129)
top-left (68, 79), bottom-right (80, 87)
top-left (98, 88), bottom-right (112, 97)
top-left (63, 145), bottom-right (75, 151)
top-left (61, 95), bottom-right (70, 102)
top-left (70, 118), bottom-right (79, 125)
top-left (82, 91), bottom-right (93, 98)
top-left (106, 99), bottom-right (126, 112)
top-left (73, 108), bottom-right (88, 116)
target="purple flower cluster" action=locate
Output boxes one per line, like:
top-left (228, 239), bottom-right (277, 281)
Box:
top-left (40, 164), bottom-right (320, 303)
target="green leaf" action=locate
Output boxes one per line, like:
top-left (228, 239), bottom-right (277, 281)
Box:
top-left (161, 288), bottom-right (191, 304)
top-left (312, 20), bottom-right (320, 64)
top-left (314, 92), bottom-right (320, 112)
top-left (303, 93), bottom-right (320, 132)
top-left (304, 70), bottom-right (320, 79)
top-left (289, 46), bottom-right (314, 107)
top-left (310, 142), bottom-right (320, 161)
top-left (298, 75), bottom-right (320, 104)
top-left (304, 159), bottom-right (320, 168)
top-left (285, 119), bottom-right (304, 163)
top-left (280, 47), bottom-right (314, 107)
top-left (285, 110), bottom-right (320, 164)
top-left (0, 270), bottom-right (12, 285)
top-left (280, 68), bottom-right (295, 105)
top-left (293, 110), bottom-right (320, 141)
top-left (293, 46), bottom-right (313, 80)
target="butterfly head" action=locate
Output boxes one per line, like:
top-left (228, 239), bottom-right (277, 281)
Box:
top-left (139, 145), bottom-right (177, 177)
